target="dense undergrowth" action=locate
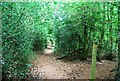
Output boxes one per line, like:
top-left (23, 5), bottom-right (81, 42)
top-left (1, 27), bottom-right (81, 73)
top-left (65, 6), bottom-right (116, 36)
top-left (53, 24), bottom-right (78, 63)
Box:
top-left (53, 3), bottom-right (118, 60)
top-left (2, 3), bottom-right (47, 80)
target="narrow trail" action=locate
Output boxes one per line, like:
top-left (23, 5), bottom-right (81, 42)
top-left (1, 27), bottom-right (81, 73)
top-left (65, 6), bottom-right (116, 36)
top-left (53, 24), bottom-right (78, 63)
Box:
top-left (31, 44), bottom-right (69, 79)
top-left (31, 44), bottom-right (117, 79)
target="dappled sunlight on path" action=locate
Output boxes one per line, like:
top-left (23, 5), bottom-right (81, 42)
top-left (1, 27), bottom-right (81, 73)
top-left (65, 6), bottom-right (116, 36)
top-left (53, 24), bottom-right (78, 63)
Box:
top-left (44, 47), bottom-right (54, 55)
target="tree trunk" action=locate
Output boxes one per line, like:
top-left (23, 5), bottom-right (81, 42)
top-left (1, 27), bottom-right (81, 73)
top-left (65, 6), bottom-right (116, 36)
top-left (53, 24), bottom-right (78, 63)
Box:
top-left (82, 8), bottom-right (88, 60)
top-left (97, 3), bottom-right (105, 61)
top-left (107, 4), bottom-right (111, 53)
top-left (117, 1), bottom-right (120, 80)
top-left (109, 6), bottom-right (113, 54)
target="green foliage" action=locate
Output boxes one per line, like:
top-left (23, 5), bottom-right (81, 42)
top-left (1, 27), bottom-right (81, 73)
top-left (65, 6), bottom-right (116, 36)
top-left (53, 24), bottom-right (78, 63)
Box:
top-left (53, 3), bottom-right (99, 60)
top-left (2, 2), bottom-right (47, 79)
top-left (32, 27), bottom-right (47, 51)
top-left (1, 2), bottom-right (119, 80)
top-left (53, 2), bottom-right (118, 60)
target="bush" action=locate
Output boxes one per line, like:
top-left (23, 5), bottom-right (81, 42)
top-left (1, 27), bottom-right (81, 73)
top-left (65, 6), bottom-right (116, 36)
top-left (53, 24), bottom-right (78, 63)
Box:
top-left (32, 27), bottom-right (47, 52)
top-left (2, 2), bottom-right (47, 80)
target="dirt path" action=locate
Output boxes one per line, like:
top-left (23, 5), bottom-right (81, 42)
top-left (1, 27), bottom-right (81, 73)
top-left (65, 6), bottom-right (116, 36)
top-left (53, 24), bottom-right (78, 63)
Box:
top-left (31, 47), bottom-right (68, 79)
top-left (31, 46), bottom-right (117, 79)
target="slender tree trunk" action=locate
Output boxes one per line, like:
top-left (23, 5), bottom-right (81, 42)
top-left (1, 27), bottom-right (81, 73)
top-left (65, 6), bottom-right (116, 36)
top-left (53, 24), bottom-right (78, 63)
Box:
top-left (117, 1), bottom-right (120, 80)
top-left (97, 3), bottom-right (105, 61)
top-left (82, 6), bottom-right (88, 60)
top-left (107, 4), bottom-right (110, 52)
top-left (109, 6), bottom-right (113, 54)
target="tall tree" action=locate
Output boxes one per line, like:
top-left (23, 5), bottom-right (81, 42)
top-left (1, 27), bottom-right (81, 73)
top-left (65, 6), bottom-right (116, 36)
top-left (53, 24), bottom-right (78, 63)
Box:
top-left (117, 1), bottom-right (120, 80)
top-left (109, 5), bottom-right (113, 55)
top-left (97, 3), bottom-right (106, 61)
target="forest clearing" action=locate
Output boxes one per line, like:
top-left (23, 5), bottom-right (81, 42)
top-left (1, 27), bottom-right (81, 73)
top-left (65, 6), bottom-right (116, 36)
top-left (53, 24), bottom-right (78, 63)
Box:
top-left (1, 1), bottom-right (120, 81)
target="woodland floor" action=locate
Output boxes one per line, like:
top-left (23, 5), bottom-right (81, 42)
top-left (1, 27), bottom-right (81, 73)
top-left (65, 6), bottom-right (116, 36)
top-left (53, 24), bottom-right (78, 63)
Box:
top-left (31, 45), bottom-right (117, 79)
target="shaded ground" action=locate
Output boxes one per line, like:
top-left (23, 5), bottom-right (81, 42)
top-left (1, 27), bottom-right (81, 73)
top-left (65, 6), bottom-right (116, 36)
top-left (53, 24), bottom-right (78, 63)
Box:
top-left (31, 45), bottom-right (117, 79)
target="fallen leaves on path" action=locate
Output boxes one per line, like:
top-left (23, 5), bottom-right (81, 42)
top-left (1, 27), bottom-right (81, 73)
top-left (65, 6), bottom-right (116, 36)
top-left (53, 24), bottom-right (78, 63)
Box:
top-left (30, 48), bottom-right (117, 79)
